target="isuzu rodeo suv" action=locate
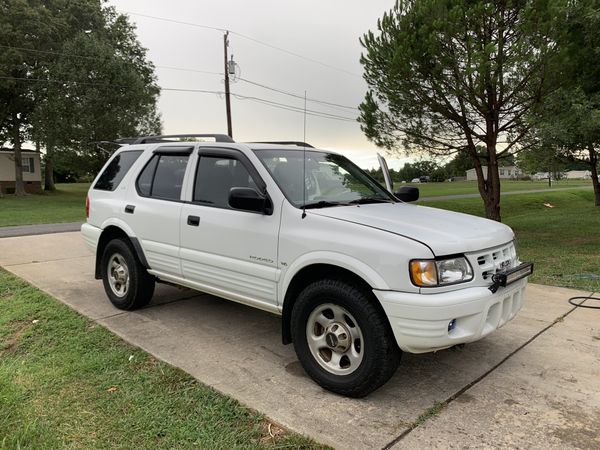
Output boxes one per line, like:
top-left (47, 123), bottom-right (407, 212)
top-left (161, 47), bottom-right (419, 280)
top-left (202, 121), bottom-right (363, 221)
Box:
top-left (82, 134), bottom-right (533, 397)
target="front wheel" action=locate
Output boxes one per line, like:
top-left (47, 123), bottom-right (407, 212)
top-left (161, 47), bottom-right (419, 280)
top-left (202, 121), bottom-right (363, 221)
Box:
top-left (290, 279), bottom-right (401, 397)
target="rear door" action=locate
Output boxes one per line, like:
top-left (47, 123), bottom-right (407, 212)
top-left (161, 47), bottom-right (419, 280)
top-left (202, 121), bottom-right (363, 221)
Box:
top-left (179, 148), bottom-right (281, 312)
top-left (125, 146), bottom-right (193, 277)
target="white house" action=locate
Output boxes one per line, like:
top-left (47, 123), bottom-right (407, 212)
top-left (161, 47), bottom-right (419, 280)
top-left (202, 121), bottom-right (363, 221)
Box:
top-left (466, 165), bottom-right (522, 181)
top-left (0, 148), bottom-right (42, 193)
top-left (564, 170), bottom-right (591, 180)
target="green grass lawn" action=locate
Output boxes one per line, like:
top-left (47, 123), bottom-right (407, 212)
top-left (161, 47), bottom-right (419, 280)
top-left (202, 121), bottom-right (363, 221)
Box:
top-left (415, 179), bottom-right (592, 197)
top-left (421, 189), bottom-right (600, 292)
top-left (0, 180), bottom-right (591, 227)
top-left (0, 183), bottom-right (89, 227)
top-left (0, 269), bottom-right (323, 450)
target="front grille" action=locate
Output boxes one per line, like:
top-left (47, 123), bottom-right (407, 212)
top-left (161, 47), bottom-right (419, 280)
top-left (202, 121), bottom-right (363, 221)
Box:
top-left (471, 242), bottom-right (518, 282)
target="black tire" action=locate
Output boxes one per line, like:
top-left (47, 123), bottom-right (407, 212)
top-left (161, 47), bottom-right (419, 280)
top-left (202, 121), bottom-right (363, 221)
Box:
top-left (290, 279), bottom-right (401, 398)
top-left (101, 238), bottom-right (155, 310)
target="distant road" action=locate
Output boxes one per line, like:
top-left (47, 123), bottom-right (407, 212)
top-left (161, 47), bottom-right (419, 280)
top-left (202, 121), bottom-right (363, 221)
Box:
top-left (419, 185), bottom-right (593, 202)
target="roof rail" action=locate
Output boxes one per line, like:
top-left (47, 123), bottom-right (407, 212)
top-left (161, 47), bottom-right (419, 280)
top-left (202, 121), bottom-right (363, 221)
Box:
top-left (250, 141), bottom-right (314, 148)
top-left (116, 134), bottom-right (235, 145)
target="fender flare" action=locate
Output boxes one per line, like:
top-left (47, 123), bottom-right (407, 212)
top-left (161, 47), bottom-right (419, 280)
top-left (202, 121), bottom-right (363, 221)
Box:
top-left (278, 251), bottom-right (390, 302)
top-left (94, 220), bottom-right (150, 279)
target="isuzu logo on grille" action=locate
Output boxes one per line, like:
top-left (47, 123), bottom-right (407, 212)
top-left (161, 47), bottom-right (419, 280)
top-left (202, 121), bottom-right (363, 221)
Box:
top-left (500, 260), bottom-right (511, 271)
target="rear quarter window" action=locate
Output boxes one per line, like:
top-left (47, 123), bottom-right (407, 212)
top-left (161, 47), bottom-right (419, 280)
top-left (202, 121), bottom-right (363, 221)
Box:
top-left (94, 150), bottom-right (143, 191)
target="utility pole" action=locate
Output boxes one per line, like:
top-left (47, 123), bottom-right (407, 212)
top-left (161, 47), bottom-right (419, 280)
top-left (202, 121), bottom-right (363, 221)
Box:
top-left (223, 31), bottom-right (233, 138)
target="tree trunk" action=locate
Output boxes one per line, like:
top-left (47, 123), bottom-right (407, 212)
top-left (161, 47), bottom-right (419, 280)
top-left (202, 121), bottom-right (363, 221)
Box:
top-left (12, 114), bottom-right (26, 196)
top-left (472, 142), bottom-right (502, 222)
top-left (44, 141), bottom-right (56, 191)
top-left (484, 154), bottom-right (502, 222)
top-left (589, 146), bottom-right (600, 207)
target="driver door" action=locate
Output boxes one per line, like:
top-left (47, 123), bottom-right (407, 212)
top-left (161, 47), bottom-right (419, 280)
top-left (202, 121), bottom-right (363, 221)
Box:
top-left (179, 148), bottom-right (281, 312)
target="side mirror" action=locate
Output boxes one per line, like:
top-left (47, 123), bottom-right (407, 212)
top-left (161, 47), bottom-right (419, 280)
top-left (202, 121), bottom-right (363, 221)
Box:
top-left (394, 186), bottom-right (419, 202)
top-left (229, 187), bottom-right (272, 214)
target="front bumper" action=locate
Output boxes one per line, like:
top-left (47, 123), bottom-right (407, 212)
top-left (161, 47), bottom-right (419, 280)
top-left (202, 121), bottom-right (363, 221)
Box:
top-left (373, 278), bottom-right (528, 353)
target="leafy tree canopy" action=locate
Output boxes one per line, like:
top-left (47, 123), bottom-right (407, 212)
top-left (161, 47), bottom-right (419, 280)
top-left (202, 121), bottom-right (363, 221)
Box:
top-left (528, 0), bottom-right (600, 204)
top-left (359, 0), bottom-right (565, 220)
top-left (0, 0), bottom-right (161, 191)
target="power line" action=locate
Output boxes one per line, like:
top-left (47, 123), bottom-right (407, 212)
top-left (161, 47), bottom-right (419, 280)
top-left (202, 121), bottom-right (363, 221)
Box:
top-left (160, 86), bottom-right (356, 121)
top-left (122, 10), bottom-right (362, 78)
top-left (31, 0), bottom-right (361, 78)
top-left (0, 75), bottom-right (130, 89)
top-left (123, 11), bottom-right (228, 33)
top-left (0, 45), bottom-right (357, 109)
top-left (231, 93), bottom-right (356, 121)
top-left (0, 45), bottom-right (222, 76)
top-left (0, 75), bottom-right (357, 122)
top-left (238, 77), bottom-right (359, 111)
top-left (228, 30), bottom-right (362, 78)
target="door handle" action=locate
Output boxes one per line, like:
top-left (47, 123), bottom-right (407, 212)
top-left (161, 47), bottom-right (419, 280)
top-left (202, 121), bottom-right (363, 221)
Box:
top-left (187, 215), bottom-right (200, 226)
top-left (125, 205), bottom-right (135, 214)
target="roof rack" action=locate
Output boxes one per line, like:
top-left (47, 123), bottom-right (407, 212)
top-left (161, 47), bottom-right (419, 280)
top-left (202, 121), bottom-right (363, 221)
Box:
top-left (250, 141), bottom-right (314, 148)
top-left (116, 134), bottom-right (235, 145)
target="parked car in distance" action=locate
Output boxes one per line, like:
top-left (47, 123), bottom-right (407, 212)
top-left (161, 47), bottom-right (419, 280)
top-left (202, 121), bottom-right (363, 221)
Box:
top-left (82, 134), bottom-right (533, 397)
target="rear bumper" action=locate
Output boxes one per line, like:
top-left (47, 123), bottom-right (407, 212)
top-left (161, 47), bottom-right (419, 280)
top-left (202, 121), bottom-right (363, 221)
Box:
top-left (373, 278), bottom-right (528, 353)
top-left (81, 222), bottom-right (101, 253)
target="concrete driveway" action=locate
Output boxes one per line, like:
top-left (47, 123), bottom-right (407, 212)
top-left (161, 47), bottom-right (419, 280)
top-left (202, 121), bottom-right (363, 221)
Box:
top-left (0, 232), bottom-right (598, 449)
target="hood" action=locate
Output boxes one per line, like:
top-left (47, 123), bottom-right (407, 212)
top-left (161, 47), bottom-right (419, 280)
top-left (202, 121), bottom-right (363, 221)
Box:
top-left (310, 202), bottom-right (514, 256)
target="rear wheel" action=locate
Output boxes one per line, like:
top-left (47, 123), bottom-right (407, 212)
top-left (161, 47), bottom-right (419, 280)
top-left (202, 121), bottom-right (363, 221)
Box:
top-left (291, 279), bottom-right (401, 397)
top-left (101, 238), bottom-right (154, 310)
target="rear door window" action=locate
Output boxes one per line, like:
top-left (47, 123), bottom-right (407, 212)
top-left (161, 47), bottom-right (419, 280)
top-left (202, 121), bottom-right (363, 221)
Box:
top-left (94, 150), bottom-right (143, 191)
top-left (136, 154), bottom-right (189, 201)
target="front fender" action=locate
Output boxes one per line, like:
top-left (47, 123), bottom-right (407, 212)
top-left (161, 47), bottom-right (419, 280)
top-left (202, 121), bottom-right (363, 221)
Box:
top-left (278, 251), bottom-right (390, 305)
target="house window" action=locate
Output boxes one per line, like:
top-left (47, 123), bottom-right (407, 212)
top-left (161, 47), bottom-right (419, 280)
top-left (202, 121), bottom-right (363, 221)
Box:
top-left (500, 169), bottom-right (505, 176)
top-left (23, 157), bottom-right (35, 173)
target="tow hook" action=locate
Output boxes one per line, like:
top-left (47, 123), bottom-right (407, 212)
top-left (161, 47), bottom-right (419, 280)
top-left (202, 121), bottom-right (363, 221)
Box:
top-left (489, 276), bottom-right (502, 293)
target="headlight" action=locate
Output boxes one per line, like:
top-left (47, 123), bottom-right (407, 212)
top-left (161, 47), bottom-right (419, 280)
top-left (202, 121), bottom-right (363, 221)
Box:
top-left (410, 257), bottom-right (473, 287)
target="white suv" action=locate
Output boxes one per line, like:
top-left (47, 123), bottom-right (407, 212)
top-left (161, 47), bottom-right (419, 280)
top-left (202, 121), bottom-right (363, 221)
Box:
top-left (82, 134), bottom-right (533, 397)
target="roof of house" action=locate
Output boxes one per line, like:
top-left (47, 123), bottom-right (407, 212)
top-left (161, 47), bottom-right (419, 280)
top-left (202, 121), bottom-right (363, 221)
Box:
top-left (0, 148), bottom-right (38, 153)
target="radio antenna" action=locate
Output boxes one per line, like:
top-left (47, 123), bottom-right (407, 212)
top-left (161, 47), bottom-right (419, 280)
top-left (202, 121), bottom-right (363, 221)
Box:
top-left (302, 90), bottom-right (307, 219)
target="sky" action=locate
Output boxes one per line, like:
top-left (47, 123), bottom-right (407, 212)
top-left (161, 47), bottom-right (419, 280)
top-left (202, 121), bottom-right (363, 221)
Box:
top-left (106, 0), bottom-right (411, 170)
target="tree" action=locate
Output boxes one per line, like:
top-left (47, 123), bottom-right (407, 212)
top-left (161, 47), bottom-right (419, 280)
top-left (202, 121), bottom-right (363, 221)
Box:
top-left (444, 152), bottom-right (473, 177)
top-left (529, 1), bottom-right (600, 205)
top-left (0, 0), bottom-right (55, 195)
top-left (359, 0), bottom-right (563, 221)
top-left (0, 0), bottom-right (161, 192)
top-left (516, 144), bottom-right (567, 180)
top-left (30, 2), bottom-right (161, 191)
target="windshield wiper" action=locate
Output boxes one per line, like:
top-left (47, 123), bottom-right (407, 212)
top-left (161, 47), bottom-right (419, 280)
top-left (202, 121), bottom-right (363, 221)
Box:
top-left (348, 197), bottom-right (394, 205)
top-left (303, 200), bottom-right (351, 209)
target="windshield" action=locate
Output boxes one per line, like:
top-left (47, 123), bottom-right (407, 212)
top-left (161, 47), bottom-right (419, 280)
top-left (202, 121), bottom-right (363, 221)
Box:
top-left (254, 149), bottom-right (395, 208)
